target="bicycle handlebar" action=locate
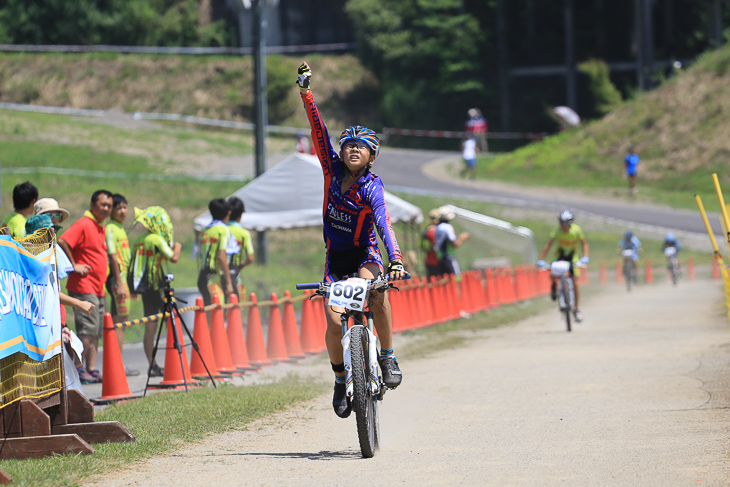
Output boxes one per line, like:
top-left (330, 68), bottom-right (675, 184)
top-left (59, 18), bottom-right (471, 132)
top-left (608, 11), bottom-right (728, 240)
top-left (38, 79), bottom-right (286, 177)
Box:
top-left (295, 282), bottom-right (321, 290)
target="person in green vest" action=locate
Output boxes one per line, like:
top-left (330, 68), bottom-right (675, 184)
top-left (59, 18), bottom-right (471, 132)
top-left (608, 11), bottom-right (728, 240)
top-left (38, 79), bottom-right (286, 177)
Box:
top-left (226, 197), bottom-right (254, 301)
top-left (197, 198), bottom-right (234, 306)
top-left (2, 181), bottom-right (38, 238)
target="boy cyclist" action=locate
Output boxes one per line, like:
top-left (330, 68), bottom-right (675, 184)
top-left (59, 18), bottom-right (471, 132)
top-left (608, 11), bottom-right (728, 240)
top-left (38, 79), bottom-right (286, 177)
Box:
top-left (105, 194), bottom-right (139, 375)
top-left (227, 197), bottom-right (254, 300)
top-left (537, 210), bottom-right (589, 322)
top-left (197, 198), bottom-right (234, 306)
top-left (298, 62), bottom-right (406, 418)
top-left (617, 230), bottom-right (642, 283)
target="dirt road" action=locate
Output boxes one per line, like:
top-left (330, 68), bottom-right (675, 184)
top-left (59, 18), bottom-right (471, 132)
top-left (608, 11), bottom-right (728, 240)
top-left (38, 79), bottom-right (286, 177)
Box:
top-left (86, 279), bottom-right (730, 486)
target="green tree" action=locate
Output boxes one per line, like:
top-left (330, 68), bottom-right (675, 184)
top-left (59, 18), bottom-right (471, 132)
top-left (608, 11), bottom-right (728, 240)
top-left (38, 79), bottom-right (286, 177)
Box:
top-left (578, 58), bottom-right (623, 115)
top-left (344, 0), bottom-right (483, 130)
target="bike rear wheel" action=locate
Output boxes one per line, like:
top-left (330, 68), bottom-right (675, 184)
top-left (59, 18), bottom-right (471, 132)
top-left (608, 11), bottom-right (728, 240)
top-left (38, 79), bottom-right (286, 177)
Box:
top-left (350, 325), bottom-right (377, 458)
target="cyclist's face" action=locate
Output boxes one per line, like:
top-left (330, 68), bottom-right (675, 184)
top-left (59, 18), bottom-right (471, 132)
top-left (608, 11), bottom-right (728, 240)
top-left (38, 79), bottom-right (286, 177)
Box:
top-left (560, 221), bottom-right (571, 231)
top-left (340, 141), bottom-right (374, 171)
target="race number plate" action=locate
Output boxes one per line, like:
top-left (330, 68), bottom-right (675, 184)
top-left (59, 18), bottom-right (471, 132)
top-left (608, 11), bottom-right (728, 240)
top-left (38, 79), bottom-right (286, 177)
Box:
top-left (664, 247), bottom-right (677, 257)
top-left (328, 278), bottom-right (368, 310)
top-left (622, 249), bottom-right (634, 257)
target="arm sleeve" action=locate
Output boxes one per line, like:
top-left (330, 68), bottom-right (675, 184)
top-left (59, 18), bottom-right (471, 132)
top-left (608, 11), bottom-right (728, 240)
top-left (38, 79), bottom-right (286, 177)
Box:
top-left (301, 90), bottom-right (338, 177)
top-left (105, 226), bottom-right (116, 255)
top-left (153, 234), bottom-right (175, 260)
top-left (366, 179), bottom-right (402, 262)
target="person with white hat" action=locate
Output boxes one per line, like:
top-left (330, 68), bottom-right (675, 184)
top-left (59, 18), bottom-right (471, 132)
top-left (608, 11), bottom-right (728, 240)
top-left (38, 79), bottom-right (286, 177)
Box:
top-left (434, 206), bottom-right (470, 277)
top-left (35, 198), bottom-right (70, 230)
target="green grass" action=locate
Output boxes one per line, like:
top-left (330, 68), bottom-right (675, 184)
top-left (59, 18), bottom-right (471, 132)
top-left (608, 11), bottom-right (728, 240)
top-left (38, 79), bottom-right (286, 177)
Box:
top-left (0, 375), bottom-right (328, 487)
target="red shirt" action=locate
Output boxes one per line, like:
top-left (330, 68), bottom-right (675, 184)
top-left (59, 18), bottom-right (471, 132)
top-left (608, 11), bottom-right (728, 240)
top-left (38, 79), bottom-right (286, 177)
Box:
top-left (61, 212), bottom-right (108, 297)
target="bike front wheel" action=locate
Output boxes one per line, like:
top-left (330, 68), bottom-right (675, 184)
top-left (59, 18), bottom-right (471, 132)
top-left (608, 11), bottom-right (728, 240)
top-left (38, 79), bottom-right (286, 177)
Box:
top-left (623, 260), bottom-right (633, 292)
top-left (561, 280), bottom-right (572, 332)
top-left (350, 325), bottom-right (377, 458)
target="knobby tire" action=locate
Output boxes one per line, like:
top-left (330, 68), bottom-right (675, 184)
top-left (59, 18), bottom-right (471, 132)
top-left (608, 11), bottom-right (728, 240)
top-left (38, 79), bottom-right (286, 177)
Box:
top-left (350, 324), bottom-right (377, 458)
top-left (561, 278), bottom-right (572, 332)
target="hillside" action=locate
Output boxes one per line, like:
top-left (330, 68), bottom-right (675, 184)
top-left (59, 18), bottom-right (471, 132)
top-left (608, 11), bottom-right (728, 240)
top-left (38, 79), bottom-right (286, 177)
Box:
top-left (482, 45), bottom-right (730, 209)
top-left (0, 52), bottom-right (378, 130)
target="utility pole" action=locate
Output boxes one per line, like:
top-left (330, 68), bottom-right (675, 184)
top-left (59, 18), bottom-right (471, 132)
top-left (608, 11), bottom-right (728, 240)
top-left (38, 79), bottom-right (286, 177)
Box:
top-left (252, 0), bottom-right (268, 264)
top-left (564, 0), bottom-right (577, 111)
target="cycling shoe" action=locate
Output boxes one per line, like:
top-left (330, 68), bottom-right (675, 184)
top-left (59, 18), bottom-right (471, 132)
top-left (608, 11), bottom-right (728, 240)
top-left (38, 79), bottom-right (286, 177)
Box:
top-left (333, 382), bottom-right (351, 418)
top-left (380, 356), bottom-right (403, 388)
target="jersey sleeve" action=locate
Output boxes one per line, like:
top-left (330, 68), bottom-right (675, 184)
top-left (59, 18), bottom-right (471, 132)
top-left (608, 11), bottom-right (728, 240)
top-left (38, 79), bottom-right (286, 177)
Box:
top-left (105, 226), bottom-right (117, 256)
top-left (152, 234), bottom-right (175, 260)
top-left (365, 178), bottom-right (402, 262)
top-left (301, 90), bottom-right (339, 177)
top-left (242, 229), bottom-right (254, 255)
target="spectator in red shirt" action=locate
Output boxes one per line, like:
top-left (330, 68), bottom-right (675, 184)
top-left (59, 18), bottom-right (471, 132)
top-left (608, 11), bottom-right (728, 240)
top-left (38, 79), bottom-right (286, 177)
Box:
top-left (58, 190), bottom-right (113, 383)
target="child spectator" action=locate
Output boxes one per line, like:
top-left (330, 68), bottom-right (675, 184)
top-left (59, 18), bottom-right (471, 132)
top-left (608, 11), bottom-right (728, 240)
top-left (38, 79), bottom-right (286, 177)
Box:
top-left (2, 181), bottom-right (39, 238)
top-left (227, 197), bottom-right (255, 300)
top-left (127, 206), bottom-right (182, 377)
top-left (105, 194), bottom-right (138, 376)
top-left (197, 198), bottom-right (234, 306)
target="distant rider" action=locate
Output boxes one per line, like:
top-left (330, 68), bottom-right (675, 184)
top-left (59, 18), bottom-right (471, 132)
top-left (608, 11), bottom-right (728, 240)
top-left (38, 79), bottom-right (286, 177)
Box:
top-left (617, 230), bottom-right (642, 283)
top-left (661, 232), bottom-right (682, 278)
top-left (537, 210), bottom-right (589, 323)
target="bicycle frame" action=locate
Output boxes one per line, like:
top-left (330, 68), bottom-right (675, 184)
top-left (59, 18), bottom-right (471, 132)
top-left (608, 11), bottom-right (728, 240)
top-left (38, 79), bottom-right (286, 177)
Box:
top-left (341, 310), bottom-right (380, 398)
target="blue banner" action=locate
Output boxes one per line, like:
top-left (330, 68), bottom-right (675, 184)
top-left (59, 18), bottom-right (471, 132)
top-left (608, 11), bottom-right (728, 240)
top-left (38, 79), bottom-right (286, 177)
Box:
top-left (0, 236), bottom-right (61, 362)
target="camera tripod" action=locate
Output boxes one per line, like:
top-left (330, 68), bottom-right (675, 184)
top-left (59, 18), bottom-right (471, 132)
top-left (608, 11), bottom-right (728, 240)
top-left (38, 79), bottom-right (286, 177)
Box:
top-left (143, 278), bottom-right (217, 396)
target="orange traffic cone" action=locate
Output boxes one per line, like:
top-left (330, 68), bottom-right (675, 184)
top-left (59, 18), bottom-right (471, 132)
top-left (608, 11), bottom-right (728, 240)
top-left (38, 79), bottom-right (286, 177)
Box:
top-left (299, 291), bottom-right (322, 354)
top-left (227, 294), bottom-right (255, 371)
top-left (616, 261), bottom-right (623, 284)
top-left (266, 293), bottom-right (291, 363)
top-left (94, 313), bottom-right (139, 404)
top-left (209, 294), bottom-right (236, 374)
top-left (688, 257), bottom-right (696, 280)
top-left (189, 298), bottom-right (220, 379)
top-left (712, 257), bottom-right (721, 279)
top-left (158, 310), bottom-right (195, 387)
top-left (599, 261), bottom-right (608, 284)
top-left (246, 293), bottom-right (271, 367)
top-left (644, 258), bottom-right (654, 284)
top-left (282, 291), bottom-right (305, 359)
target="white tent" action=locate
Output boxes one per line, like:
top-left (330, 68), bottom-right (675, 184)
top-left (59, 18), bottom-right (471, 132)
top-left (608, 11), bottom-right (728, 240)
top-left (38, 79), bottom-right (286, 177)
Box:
top-left (193, 152), bottom-right (423, 232)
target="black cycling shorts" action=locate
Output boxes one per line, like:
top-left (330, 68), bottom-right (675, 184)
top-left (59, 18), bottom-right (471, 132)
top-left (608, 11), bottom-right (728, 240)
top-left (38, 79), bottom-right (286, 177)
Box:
top-left (324, 246), bottom-right (383, 282)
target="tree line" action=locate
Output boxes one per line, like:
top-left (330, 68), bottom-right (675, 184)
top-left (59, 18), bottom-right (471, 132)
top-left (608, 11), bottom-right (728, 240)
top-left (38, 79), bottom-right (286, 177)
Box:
top-left (0, 0), bottom-right (725, 137)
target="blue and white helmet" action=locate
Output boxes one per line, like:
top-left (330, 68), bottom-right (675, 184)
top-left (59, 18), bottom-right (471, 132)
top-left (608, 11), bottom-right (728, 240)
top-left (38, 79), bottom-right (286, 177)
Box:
top-left (665, 232), bottom-right (676, 242)
top-left (339, 125), bottom-right (380, 160)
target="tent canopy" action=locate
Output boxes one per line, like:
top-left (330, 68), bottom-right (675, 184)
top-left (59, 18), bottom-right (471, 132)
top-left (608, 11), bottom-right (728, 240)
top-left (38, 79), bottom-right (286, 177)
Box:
top-left (193, 152), bottom-right (423, 232)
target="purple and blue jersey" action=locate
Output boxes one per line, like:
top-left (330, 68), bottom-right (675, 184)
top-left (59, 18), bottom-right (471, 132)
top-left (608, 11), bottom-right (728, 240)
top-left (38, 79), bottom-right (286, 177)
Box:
top-left (301, 91), bottom-right (402, 266)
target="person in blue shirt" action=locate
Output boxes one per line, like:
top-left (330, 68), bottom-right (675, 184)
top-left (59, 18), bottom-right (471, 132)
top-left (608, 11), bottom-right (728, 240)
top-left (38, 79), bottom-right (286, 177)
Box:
top-left (617, 230), bottom-right (642, 282)
top-left (625, 148), bottom-right (640, 196)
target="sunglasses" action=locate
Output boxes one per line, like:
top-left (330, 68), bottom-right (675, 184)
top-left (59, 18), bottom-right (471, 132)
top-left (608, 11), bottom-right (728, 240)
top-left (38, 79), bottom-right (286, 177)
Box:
top-left (49, 212), bottom-right (63, 220)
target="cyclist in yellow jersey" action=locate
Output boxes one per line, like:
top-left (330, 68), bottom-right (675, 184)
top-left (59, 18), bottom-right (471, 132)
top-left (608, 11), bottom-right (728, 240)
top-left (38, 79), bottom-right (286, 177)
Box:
top-left (2, 182), bottom-right (38, 238)
top-left (538, 210), bottom-right (589, 322)
top-left (226, 197), bottom-right (254, 300)
top-left (197, 198), bottom-right (234, 306)
top-left (105, 194), bottom-right (138, 375)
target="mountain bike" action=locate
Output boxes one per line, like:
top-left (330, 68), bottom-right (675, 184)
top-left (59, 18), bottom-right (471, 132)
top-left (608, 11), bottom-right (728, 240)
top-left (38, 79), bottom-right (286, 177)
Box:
top-left (621, 249), bottom-right (636, 292)
top-left (296, 275), bottom-right (402, 458)
top-left (664, 247), bottom-right (680, 286)
top-left (540, 260), bottom-right (585, 332)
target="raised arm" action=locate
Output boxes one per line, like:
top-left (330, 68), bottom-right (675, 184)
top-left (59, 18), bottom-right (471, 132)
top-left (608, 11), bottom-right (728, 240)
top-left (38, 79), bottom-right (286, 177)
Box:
top-left (298, 62), bottom-right (338, 174)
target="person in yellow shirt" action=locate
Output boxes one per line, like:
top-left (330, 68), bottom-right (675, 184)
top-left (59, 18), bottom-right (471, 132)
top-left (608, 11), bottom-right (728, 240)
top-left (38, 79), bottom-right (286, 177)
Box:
top-left (538, 210), bottom-right (589, 322)
top-left (226, 197), bottom-right (254, 300)
top-left (197, 198), bottom-right (234, 306)
top-left (2, 181), bottom-right (38, 238)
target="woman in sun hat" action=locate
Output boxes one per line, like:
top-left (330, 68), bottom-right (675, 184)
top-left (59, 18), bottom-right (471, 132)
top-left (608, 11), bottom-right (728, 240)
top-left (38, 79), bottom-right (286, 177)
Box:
top-left (35, 198), bottom-right (70, 230)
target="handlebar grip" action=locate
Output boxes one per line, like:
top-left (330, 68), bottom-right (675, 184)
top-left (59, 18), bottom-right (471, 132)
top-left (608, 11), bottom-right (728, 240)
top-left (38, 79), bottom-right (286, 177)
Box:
top-left (296, 282), bottom-right (321, 290)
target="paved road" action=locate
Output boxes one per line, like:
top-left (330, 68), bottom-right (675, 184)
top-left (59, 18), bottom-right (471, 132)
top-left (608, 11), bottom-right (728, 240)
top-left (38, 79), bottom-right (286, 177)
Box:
top-left (375, 148), bottom-right (722, 239)
top-left (85, 279), bottom-right (730, 486)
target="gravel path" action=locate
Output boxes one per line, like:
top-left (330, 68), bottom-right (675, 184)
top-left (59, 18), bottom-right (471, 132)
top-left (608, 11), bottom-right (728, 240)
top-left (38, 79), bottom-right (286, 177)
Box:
top-left (84, 279), bottom-right (730, 486)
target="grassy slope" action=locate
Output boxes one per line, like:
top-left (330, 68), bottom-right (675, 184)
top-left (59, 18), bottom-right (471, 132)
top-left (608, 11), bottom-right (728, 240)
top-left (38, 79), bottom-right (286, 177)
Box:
top-left (478, 44), bottom-right (730, 211)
